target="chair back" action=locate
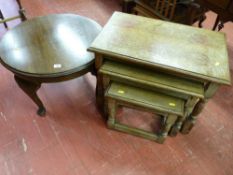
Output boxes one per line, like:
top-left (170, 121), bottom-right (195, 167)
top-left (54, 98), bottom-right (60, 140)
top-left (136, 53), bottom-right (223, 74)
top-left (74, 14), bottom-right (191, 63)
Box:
top-left (127, 0), bottom-right (207, 26)
top-left (155, 0), bottom-right (177, 20)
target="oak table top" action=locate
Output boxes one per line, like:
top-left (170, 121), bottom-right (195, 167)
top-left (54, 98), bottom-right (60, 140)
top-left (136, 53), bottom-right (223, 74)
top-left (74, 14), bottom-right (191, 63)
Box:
top-left (0, 14), bottom-right (102, 116)
top-left (89, 12), bottom-right (231, 85)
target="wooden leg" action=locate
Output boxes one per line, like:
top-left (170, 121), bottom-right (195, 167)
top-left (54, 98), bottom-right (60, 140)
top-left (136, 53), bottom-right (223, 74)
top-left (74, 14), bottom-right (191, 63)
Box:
top-left (103, 75), bottom-right (111, 118)
top-left (0, 9), bottom-right (8, 29)
top-left (16, 0), bottom-right (27, 21)
top-left (90, 64), bottom-right (97, 76)
top-left (169, 116), bottom-right (183, 137)
top-left (170, 97), bottom-right (199, 136)
top-left (96, 73), bottom-right (110, 118)
top-left (107, 99), bottom-right (117, 129)
top-left (122, 0), bottom-right (135, 13)
top-left (181, 83), bottom-right (219, 134)
top-left (19, 8), bottom-right (27, 21)
top-left (217, 21), bottom-right (224, 31)
top-left (96, 74), bottom-right (106, 119)
top-left (181, 100), bottom-right (206, 134)
top-left (181, 115), bottom-right (198, 134)
top-left (212, 15), bottom-right (225, 31)
top-left (158, 114), bottom-right (177, 143)
top-left (198, 14), bottom-right (206, 28)
top-left (212, 15), bottom-right (220, 31)
top-left (16, 0), bottom-right (23, 9)
top-left (14, 75), bottom-right (46, 116)
top-left (95, 54), bottom-right (104, 110)
top-left (96, 74), bottom-right (104, 108)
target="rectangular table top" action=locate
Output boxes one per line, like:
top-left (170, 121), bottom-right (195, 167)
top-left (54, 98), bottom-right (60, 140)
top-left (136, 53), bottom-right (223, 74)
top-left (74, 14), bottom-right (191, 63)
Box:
top-left (106, 82), bottom-right (185, 116)
top-left (89, 12), bottom-right (231, 85)
top-left (100, 61), bottom-right (204, 98)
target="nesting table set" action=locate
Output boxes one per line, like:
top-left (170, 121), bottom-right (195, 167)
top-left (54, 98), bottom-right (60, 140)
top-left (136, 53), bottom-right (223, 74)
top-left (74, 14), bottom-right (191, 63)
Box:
top-left (0, 12), bottom-right (231, 143)
top-left (88, 12), bottom-right (231, 143)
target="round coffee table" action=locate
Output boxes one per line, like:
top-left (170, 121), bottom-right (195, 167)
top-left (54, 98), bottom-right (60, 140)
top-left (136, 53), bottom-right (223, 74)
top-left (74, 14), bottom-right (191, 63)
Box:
top-left (0, 14), bottom-right (102, 116)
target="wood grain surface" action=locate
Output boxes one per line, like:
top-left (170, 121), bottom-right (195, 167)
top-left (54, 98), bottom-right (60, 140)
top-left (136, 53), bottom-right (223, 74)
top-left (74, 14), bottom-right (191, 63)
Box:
top-left (89, 12), bottom-right (231, 85)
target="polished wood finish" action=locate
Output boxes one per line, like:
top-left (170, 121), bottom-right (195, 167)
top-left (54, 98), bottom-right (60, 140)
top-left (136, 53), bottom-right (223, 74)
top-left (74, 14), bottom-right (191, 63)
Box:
top-left (89, 12), bottom-right (231, 136)
top-left (0, 14), bottom-right (101, 115)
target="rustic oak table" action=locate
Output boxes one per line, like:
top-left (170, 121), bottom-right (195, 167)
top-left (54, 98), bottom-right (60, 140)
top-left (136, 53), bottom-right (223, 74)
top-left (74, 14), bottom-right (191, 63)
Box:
top-left (88, 12), bottom-right (231, 136)
top-left (0, 14), bottom-right (101, 116)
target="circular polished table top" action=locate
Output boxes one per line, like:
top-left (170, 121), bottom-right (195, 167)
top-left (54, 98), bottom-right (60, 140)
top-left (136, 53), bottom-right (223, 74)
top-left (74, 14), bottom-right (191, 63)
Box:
top-left (0, 14), bottom-right (102, 78)
top-left (0, 14), bottom-right (102, 116)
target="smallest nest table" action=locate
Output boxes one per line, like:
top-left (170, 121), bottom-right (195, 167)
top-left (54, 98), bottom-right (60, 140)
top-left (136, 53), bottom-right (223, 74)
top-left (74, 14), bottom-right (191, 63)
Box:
top-left (0, 14), bottom-right (102, 116)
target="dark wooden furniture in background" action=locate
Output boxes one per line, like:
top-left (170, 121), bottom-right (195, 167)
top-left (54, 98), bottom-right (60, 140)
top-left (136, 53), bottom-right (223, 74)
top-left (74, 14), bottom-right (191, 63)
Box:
top-left (123, 0), bottom-right (233, 30)
top-left (195, 0), bottom-right (233, 30)
top-left (0, 14), bottom-right (101, 116)
top-left (89, 12), bottom-right (231, 140)
top-left (0, 0), bottom-right (26, 29)
top-left (122, 0), bottom-right (207, 26)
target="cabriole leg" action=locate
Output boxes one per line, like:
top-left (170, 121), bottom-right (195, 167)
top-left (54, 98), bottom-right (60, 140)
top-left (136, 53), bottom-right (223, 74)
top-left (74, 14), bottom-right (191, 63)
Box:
top-left (14, 75), bottom-right (46, 116)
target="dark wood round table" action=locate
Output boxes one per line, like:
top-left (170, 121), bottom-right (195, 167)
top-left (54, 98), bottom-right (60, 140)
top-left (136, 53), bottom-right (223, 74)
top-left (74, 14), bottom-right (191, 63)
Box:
top-left (0, 14), bottom-right (102, 116)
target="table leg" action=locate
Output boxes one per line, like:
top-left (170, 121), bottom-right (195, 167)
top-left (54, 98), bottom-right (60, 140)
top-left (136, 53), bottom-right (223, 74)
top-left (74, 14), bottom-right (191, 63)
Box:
top-left (217, 21), bottom-right (224, 31)
top-left (107, 98), bottom-right (117, 129)
top-left (198, 13), bottom-right (206, 28)
top-left (16, 0), bottom-right (27, 21)
top-left (96, 74), bottom-right (104, 107)
top-left (169, 96), bottom-right (199, 136)
top-left (18, 8), bottom-right (27, 22)
top-left (181, 82), bottom-right (219, 134)
top-left (14, 75), bottom-right (46, 116)
top-left (158, 114), bottom-right (178, 143)
top-left (95, 53), bottom-right (105, 114)
top-left (122, 0), bottom-right (135, 13)
top-left (212, 15), bottom-right (220, 31)
top-left (169, 116), bottom-right (183, 137)
top-left (181, 100), bottom-right (206, 134)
